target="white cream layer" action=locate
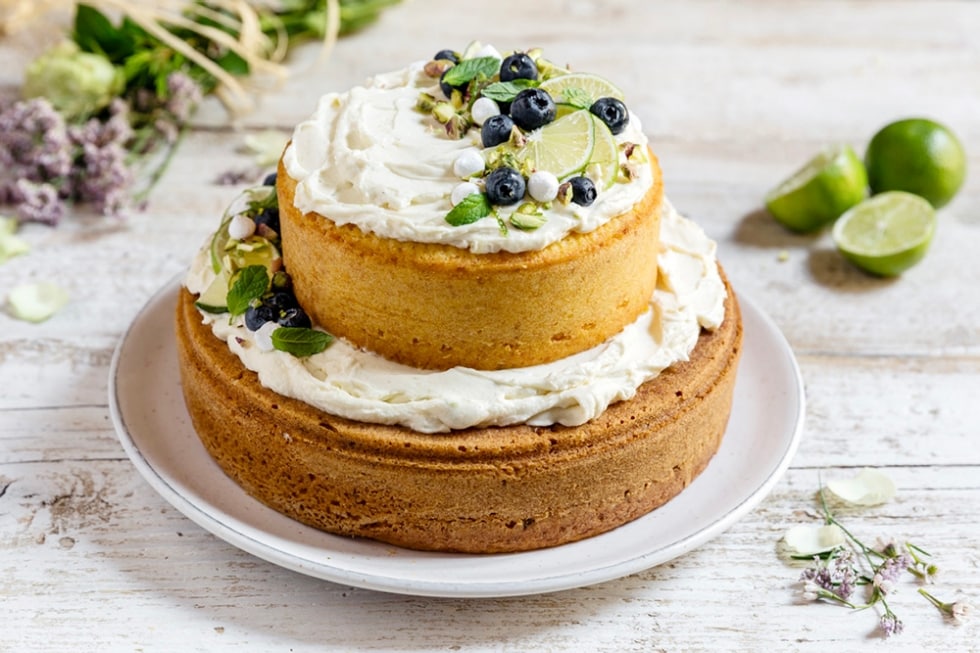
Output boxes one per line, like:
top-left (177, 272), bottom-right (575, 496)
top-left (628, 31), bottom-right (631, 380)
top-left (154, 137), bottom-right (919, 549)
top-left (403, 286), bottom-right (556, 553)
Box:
top-left (281, 61), bottom-right (654, 255)
top-left (184, 201), bottom-right (725, 434)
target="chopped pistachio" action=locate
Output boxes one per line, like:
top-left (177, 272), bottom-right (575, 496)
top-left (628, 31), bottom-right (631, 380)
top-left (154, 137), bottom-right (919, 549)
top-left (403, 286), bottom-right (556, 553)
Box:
top-left (508, 125), bottom-right (527, 148)
top-left (556, 181), bottom-right (574, 205)
top-left (432, 102), bottom-right (456, 124)
top-left (444, 114), bottom-right (471, 140)
top-left (510, 203), bottom-right (547, 230)
top-left (416, 92), bottom-right (438, 113)
top-left (423, 59), bottom-right (453, 78)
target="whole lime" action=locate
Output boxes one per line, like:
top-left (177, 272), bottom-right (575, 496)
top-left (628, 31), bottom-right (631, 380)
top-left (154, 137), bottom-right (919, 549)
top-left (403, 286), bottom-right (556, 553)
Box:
top-left (864, 118), bottom-right (966, 208)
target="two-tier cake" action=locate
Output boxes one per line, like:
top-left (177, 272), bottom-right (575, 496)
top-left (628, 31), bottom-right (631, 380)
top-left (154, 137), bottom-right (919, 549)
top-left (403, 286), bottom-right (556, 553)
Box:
top-left (176, 43), bottom-right (743, 553)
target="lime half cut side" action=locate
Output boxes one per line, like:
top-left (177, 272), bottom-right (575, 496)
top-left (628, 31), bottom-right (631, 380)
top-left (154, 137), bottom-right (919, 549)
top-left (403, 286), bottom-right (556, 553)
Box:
top-left (765, 144), bottom-right (868, 232)
top-left (832, 191), bottom-right (936, 276)
top-left (513, 109), bottom-right (596, 180)
top-left (539, 72), bottom-right (625, 105)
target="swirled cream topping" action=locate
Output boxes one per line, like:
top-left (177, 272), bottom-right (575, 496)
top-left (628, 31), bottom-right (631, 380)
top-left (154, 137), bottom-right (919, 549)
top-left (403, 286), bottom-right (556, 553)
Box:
top-left (185, 201), bottom-right (726, 433)
top-left (281, 61), bottom-right (654, 254)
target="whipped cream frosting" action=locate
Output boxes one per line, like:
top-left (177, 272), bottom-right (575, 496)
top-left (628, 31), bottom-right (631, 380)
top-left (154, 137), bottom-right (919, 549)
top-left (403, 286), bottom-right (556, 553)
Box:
top-left (281, 61), bottom-right (654, 254)
top-left (184, 201), bottom-right (726, 433)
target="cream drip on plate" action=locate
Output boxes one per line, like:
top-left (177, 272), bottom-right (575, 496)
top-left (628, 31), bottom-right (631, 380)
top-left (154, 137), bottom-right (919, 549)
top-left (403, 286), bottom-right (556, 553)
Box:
top-left (281, 61), bottom-right (654, 255)
top-left (184, 201), bottom-right (726, 433)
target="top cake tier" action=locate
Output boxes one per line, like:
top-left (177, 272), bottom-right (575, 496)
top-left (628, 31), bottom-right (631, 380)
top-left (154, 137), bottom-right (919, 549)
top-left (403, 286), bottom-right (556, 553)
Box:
top-left (279, 45), bottom-right (662, 371)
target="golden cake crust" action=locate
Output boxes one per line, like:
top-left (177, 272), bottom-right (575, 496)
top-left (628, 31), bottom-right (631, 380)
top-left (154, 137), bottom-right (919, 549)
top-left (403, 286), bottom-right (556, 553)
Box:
top-left (175, 270), bottom-right (742, 554)
top-left (277, 154), bottom-right (664, 371)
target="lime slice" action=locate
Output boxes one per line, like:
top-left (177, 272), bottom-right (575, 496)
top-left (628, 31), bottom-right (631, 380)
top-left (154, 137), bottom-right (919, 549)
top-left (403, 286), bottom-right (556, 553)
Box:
top-left (832, 191), bottom-right (936, 276)
top-left (765, 144), bottom-right (868, 232)
top-left (539, 72), bottom-right (625, 106)
top-left (512, 109), bottom-right (596, 180)
top-left (587, 115), bottom-right (620, 189)
top-left (195, 271), bottom-right (231, 313)
top-left (210, 215), bottom-right (233, 273)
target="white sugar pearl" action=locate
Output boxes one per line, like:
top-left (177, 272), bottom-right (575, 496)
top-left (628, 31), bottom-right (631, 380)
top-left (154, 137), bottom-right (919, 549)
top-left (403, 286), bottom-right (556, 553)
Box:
top-left (254, 321), bottom-right (278, 352)
top-left (451, 181), bottom-right (481, 206)
top-left (453, 149), bottom-right (486, 179)
top-left (527, 170), bottom-right (560, 202)
top-left (475, 44), bottom-right (502, 60)
top-left (471, 97), bottom-right (500, 126)
top-left (228, 213), bottom-right (256, 240)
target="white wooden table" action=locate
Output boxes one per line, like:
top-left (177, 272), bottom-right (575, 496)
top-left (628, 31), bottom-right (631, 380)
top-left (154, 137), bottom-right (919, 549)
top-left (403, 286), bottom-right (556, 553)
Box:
top-left (2, 1), bottom-right (978, 650)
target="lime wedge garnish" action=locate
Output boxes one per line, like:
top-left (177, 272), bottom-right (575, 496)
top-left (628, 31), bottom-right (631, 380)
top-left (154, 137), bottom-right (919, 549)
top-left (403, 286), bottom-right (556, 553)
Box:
top-left (539, 72), bottom-right (625, 105)
top-left (210, 215), bottom-right (233, 274)
top-left (832, 191), bottom-right (936, 276)
top-left (511, 109), bottom-right (596, 180)
top-left (765, 144), bottom-right (868, 232)
top-left (587, 115), bottom-right (620, 189)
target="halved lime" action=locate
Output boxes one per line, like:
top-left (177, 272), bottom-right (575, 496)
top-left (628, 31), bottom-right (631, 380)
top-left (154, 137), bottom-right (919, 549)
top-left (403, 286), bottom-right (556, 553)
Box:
top-left (512, 109), bottom-right (596, 179)
top-left (765, 144), bottom-right (868, 232)
top-left (539, 72), bottom-right (625, 106)
top-left (832, 191), bottom-right (936, 276)
top-left (587, 115), bottom-right (620, 189)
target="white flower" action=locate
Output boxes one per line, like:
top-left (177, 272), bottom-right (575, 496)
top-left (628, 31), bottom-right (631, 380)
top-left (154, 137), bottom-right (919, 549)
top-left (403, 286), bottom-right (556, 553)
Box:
top-left (951, 602), bottom-right (973, 624)
top-left (783, 523), bottom-right (847, 556)
top-left (826, 468), bottom-right (896, 506)
top-left (6, 282), bottom-right (69, 323)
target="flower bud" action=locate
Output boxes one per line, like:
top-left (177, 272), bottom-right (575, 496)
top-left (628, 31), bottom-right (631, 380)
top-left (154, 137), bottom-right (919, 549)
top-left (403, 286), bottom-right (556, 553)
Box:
top-left (22, 41), bottom-right (122, 120)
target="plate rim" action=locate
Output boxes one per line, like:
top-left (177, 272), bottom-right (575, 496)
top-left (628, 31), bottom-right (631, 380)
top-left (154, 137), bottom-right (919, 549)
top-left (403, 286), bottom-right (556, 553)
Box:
top-left (108, 276), bottom-right (805, 598)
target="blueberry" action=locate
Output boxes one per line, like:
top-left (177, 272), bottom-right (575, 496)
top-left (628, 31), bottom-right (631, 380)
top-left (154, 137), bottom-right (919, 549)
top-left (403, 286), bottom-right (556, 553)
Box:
top-left (589, 97), bottom-right (629, 135)
top-left (485, 167), bottom-right (526, 206)
top-left (499, 53), bottom-right (538, 82)
top-left (262, 172), bottom-right (277, 186)
top-left (481, 114), bottom-right (515, 148)
top-left (245, 304), bottom-right (276, 331)
top-left (509, 88), bottom-right (556, 131)
top-left (433, 49), bottom-right (458, 63)
top-left (265, 291), bottom-right (299, 314)
top-left (277, 307), bottom-right (312, 329)
top-left (439, 69), bottom-right (467, 99)
top-left (568, 176), bottom-right (597, 206)
top-left (254, 207), bottom-right (280, 233)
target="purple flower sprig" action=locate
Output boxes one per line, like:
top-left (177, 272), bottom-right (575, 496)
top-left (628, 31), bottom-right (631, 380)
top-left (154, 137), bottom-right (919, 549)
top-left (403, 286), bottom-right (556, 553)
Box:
top-left (795, 482), bottom-right (971, 639)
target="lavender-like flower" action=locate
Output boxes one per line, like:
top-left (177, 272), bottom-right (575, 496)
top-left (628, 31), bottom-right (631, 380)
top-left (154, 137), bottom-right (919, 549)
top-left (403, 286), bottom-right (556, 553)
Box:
top-left (0, 98), bottom-right (72, 206)
top-left (164, 72), bottom-right (203, 123)
top-left (879, 612), bottom-right (904, 638)
top-left (72, 141), bottom-right (132, 215)
top-left (14, 180), bottom-right (65, 225)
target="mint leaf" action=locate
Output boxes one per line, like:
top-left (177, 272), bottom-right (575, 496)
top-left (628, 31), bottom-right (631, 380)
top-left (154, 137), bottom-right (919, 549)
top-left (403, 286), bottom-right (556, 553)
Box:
top-left (272, 327), bottom-right (333, 357)
top-left (442, 57), bottom-right (500, 87)
top-left (226, 265), bottom-right (269, 315)
top-left (446, 193), bottom-right (492, 226)
top-left (562, 87), bottom-right (593, 110)
top-left (480, 79), bottom-right (538, 102)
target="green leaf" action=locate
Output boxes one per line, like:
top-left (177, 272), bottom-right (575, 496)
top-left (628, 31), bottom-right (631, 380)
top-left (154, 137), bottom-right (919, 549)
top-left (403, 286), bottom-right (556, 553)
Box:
top-left (480, 79), bottom-right (538, 102)
top-left (446, 193), bottom-right (492, 226)
top-left (272, 327), bottom-right (333, 357)
top-left (216, 50), bottom-right (250, 77)
top-left (442, 57), bottom-right (500, 87)
top-left (562, 87), bottom-right (593, 110)
top-left (74, 4), bottom-right (135, 60)
top-left (226, 265), bottom-right (269, 315)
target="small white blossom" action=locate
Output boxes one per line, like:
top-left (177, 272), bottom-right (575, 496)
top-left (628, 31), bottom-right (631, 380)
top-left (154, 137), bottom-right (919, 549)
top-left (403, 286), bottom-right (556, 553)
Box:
top-left (951, 602), bottom-right (973, 624)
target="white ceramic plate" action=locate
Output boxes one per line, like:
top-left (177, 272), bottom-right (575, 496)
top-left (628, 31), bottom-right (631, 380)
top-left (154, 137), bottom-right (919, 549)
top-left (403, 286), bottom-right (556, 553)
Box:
top-left (109, 277), bottom-right (804, 598)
